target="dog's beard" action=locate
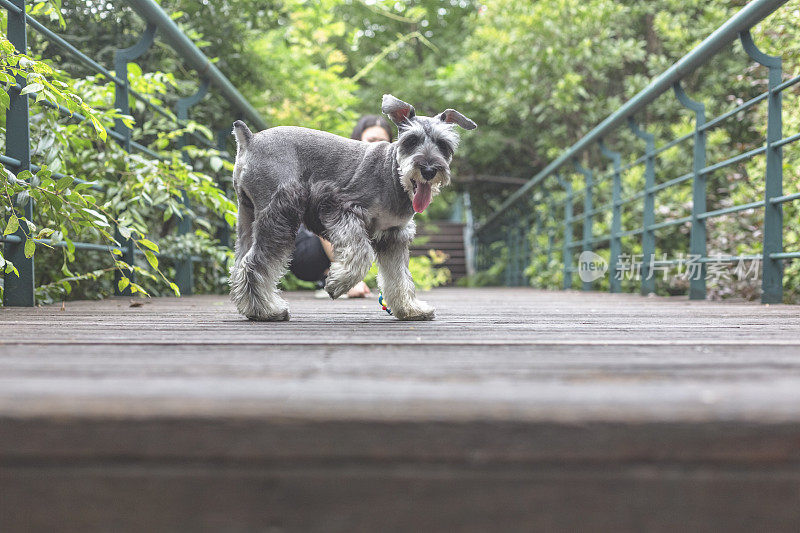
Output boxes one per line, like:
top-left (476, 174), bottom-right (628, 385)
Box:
top-left (397, 154), bottom-right (450, 214)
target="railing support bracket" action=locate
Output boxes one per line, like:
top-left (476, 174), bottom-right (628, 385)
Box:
top-left (741, 30), bottom-right (783, 304)
top-left (673, 82), bottom-right (707, 300)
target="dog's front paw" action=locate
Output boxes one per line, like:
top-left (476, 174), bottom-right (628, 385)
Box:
top-left (243, 296), bottom-right (291, 322)
top-left (394, 300), bottom-right (435, 321)
top-left (247, 307), bottom-right (290, 322)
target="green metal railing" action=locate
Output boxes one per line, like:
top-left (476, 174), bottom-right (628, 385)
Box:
top-left (1, 0), bottom-right (267, 306)
top-left (474, 0), bottom-right (799, 304)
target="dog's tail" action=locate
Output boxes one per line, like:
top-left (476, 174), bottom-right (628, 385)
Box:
top-left (232, 120), bottom-right (253, 149)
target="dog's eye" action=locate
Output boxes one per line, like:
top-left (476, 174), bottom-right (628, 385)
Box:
top-left (402, 134), bottom-right (423, 151)
top-left (436, 140), bottom-right (452, 157)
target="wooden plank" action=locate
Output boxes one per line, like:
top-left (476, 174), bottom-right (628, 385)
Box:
top-left (3, 288), bottom-right (800, 422)
top-left (415, 221), bottom-right (466, 280)
top-left (415, 232), bottom-right (465, 240)
top-left (2, 288), bottom-right (800, 530)
top-left (2, 463), bottom-right (799, 532)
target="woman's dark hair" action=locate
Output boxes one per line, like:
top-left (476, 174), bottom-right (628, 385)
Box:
top-left (351, 114), bottom-right (393, 141)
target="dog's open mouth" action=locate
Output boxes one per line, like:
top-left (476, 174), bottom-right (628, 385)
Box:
top-left (411, 179), bottom-right (432, 213)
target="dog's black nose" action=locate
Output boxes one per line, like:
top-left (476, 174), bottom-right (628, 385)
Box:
top-left (421, 166), bottom-right (437, 181)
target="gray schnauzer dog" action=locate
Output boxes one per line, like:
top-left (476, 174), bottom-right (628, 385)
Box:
top-left (229, 94), bottom-right (476, 321)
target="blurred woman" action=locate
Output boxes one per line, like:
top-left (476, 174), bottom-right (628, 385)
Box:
top-left (288, 115), bottom-right (393, 298)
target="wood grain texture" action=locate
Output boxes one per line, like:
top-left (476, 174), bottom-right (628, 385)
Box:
top-left (1, 288), bottom-right (800, 531)
top-left (413, 221), bottom-right (467, 278)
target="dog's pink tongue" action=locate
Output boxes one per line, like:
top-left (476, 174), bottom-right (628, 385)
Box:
top-left (413, 181), bottom-right (432, 213)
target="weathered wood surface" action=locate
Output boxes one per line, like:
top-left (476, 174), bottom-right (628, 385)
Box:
top-left (412, 221), bottom-right (467, 279)
top-left (1, 288), bottom-right (800, 532)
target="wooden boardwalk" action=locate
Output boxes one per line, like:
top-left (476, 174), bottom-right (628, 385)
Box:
top-left (2, 288), bottom-right (800, 531)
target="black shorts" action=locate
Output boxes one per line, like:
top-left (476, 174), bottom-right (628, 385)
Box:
top-left (289, 225), bottom-right (330, 282)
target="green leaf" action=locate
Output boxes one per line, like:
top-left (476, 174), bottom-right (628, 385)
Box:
top-left (4, 215), bottom-right (19, 236)
top-left (169, 282), bottom-right (181, 297)
top-left (224, 211), bottom-right (237, 227)
top-left (144, 250), bottom-right (158, 269)
top-left (129, 282), bottom-right (150, 297)
top-left (36, 167), bottom-right (52, 181)
top-left (56, 175), bottom-right (73, 190)
top-left (24, 239), bottom-right (35, 258)
top-left (81, 208), bottom-right (109, 227)
top-left (19, 82), bottom-right (43, 95)
top-left (118, 277), bottom-right (130, 292)
top-left (127, 62), bottom-right (142, 78)
top-left (210, 156), bottom-right (224, 172)
top-left (42, 190), bottom-right (62, 210)
top-left (89, 114), bottom-right (107, 142)
top-left (117, 225), bottom-right (132, 240)
top-left (138, 239), bottom-right (159, 253)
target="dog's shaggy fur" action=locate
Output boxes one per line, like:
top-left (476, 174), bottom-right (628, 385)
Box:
top-left (229, 95), bottom-right (476, 321)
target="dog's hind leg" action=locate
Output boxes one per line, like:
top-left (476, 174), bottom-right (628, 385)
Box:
top-left (374, 221), bottom-right (434, 321)
top-left (321, 207), bottom-right (375, 300)
top-left (228, 189), bottom-right (255, 310)
top-left (230, 183), bottom-right (304, 321)
top-left (232, 189), bottom-right (255, 272)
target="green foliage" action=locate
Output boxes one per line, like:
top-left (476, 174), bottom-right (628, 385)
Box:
top-left (1, 38), bottom-right (154, 299)
top-left (1, 4), bottom-right (236, 303)
top-left (2, 0), bottom-right (480, 305)
top-left (278, 271), bottom-right (317, 291)
top-left (408, 250), bottom-right (451, 290)
top-left (466, 0), bottom-right (800, 302)
top-left (8, 0), bottom-right (797, 304)
top-left (363, 249), bottom-right (451, 292)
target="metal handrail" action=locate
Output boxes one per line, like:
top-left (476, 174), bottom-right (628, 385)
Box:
top-left (477, 0), bottom-right (789, 232)
top-left (2, 0), bottom-right (265, 305)
top-left (474, 0), bottom-right (798, 304)
top-left (123, 0), bottom-right (268, 131)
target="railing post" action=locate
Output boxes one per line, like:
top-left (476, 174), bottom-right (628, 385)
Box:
top-left (113, 23), bottom-right (156, 296)
top-left (3, 0), bottom-right (33, 307)
top-left (629, 118), bottom-right (657, 296)
top-left (533, 208), bottom-right (542, 264)
top-left (174, 78), bottom-right (210, 296)
top-left (599, 140), bottom-right (622, 293)
top-left (573, 160), bottom-right (593, 291)
top-left (740, 31), bottom-right (783, 304)
top-left (528, 201), bottom-right (541, 285)
top-left (512, 212), bottom-right (524, 286)
top-left (557, 174), bottom-right (573, 289)
top-left (504, 220), bottom-right (517, 286)
top-left (520, 212), bottom-right (531, 284)
top-left (546, 196), bottom-right (556, 268)
top-left (673, 82), bottom-right (707, 300)
top-left (462, 190), bottom-right (476, 277)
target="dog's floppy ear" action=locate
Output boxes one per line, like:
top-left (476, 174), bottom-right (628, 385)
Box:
top-left (382, 94), bottom-right (416, 128)
top-left (437, 109), bottom-right (477, 130)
